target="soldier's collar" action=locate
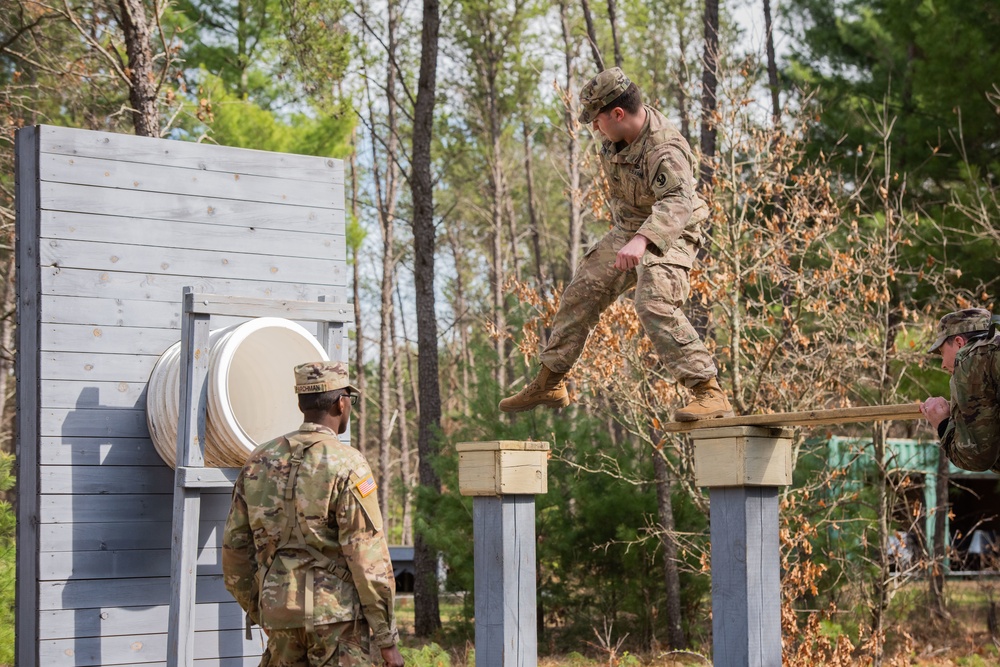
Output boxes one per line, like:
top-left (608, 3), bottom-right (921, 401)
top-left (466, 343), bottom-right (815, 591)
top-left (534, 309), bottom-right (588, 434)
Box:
top-left (604, 106), bottom-right (653, 164)
top-left (298, 422), bottom-right (338, 436)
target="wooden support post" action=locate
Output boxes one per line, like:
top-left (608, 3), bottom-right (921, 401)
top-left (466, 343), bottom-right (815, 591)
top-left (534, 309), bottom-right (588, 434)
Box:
top-left (693, 426), bottom-right (792, 667)
top-left (458, 441), bottom-right (549, 667)
top-left (167, 288), bottom-right (211, 667)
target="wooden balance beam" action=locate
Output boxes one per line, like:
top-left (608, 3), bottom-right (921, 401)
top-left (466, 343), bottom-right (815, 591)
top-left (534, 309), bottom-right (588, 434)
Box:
top-left (664, 402), bottom-right (925, 433)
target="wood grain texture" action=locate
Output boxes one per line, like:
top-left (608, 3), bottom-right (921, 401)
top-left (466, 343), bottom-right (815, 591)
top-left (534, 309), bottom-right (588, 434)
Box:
top-left (41, 182), bottom-right (343, 233)
top-left (39, 493), bottom-right (230, 524)
top-left (40, 123), bottom-right (343, 183)
top-left (665, 403), bottom-right (924, 432)
top-left (709, 487), bottom-right (782, 667)
top-left (39, 601), bottom-right (247, 639)
top-left (473, 495), bottom-right (538, 667)
top-left (39, 152), bottom-right (344, 210)
top-left (41, 464), bottom-right (173, 495)
top-left (694, 435), bottom-right (793, 487)
top-left (15, 124), bottom-right (42, 667)
top-left (40, 238), bottom-right (344, 284)
top-left (40, 436), bottom-right (164, 466)
top-left (40, 574), bottom-right (231, 610)
top-left (40, 519), bottom-right (222, 552)
top-left (40, 547), bottom-right (225, 580)
top-left (42, 266), bottom-right (347, 301)
top-left (39, 628), bottom-right (262, 667)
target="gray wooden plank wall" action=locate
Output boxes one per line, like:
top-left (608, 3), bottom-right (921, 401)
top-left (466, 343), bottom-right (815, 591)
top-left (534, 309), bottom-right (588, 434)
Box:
top-left (16, 125), bottom-right (348, 667)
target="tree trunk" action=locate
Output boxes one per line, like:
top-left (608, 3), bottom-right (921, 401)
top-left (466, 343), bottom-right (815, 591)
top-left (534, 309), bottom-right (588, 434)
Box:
top-left (488, 77), bottom-right (507, 390)
top-left (653, 447), bottom-right (686, 649)
top-left (521, 121), bottom-right (547, 300)
top-left (117, 0), bottom-right (160, 136)
top-left (698, 0), bottom-right (719, 192)
top-left (676, 24), bottom-right (691, 144)
top-left (393, 285), bottom-right (414, 546)
top-left (579, 0), bottom-right (606, 71)
top-left (374, 0), bottom-right (401, 519)
top-left (606, 0), bottom-right (622, 68)
top-left (870, 422), bottom-right (890, 666)
top-left (349, 132), bottom-right (367, 458)
top-left (561, 0), bottom-right (585, 278)
top-left (929, 446), bottom-right (950, 620)
top-left (763, 0), bottom-right (780, 122)
top-left (0, 254), bottom-right (16, 438)
top-left (411, 0), bottom-right (442, 637)
top-left (446, 226), bottom-right (473, 415)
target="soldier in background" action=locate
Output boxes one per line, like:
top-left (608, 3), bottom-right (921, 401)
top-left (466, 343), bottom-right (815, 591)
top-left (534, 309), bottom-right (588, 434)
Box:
top-left (500, 67), bottom-right (733, 422)
top-left (920, 308), bottom-right (1000, 473)
top-left (223, 361), bottom-right (405, 667)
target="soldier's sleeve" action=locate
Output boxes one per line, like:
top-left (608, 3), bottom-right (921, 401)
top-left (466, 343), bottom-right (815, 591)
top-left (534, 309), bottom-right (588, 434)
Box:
top-left (222, 471), bottom-right (261, 624)
top-left (336, 464), bottom-right (399, 649)
top-left (636, 139), bottom-right (695, 253)
top-left (941, 355), bottom-right (1000, 472)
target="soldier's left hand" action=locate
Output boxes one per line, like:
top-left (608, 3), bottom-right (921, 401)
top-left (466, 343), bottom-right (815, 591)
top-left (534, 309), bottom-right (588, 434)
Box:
top-left (615, 234), bottom-right (651, 271)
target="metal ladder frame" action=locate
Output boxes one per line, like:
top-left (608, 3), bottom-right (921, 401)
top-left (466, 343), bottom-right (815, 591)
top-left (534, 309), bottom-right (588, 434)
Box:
top-left (166, 286), bottom-right (354, 667)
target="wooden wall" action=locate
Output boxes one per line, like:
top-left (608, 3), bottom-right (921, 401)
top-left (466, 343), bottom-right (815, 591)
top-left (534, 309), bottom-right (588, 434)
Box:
top-left (15, 125), bottom-right (347, 667)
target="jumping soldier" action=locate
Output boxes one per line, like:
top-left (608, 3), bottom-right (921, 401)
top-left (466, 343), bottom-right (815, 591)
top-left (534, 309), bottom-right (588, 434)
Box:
top-left (223, 361), bottom-right (405, 667)
top-left (920, 308), bottom-right (1000, 473)
top-left (500, 67), bottom-right (734, 421)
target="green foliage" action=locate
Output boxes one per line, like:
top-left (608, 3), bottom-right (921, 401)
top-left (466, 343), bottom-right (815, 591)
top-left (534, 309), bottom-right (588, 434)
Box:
top-left (0, 453), bottom-right (16, 666)
top-left (179, 71), bottom-right (354, 157)
top-left (785, 0), bottom-right (1000, 186)
top-left (399, 642), bottom-right (453, 667)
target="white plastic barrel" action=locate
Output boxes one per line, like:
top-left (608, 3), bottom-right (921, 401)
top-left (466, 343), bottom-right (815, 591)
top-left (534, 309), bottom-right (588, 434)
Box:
top-left (146, 317), bottom-right (330, 468)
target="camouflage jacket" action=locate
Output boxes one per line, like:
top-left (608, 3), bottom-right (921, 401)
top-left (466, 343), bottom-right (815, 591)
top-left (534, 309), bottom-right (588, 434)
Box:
top-left (941, 332), bottom-right (1000, 472)
top-left (222, 422), bottom-right (399, 648)
top-left (600, 105), bottom-right (709, 268)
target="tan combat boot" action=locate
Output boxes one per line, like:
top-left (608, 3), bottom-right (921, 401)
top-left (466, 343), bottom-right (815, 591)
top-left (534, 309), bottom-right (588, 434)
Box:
top-left (499, 365), bottom-right (570, 413)
top-left (673, 377), bottom-right (734, 422)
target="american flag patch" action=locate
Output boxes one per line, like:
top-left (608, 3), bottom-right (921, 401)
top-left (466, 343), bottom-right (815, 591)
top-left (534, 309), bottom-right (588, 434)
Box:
top-left (356, 474), bottom-right (377, 498)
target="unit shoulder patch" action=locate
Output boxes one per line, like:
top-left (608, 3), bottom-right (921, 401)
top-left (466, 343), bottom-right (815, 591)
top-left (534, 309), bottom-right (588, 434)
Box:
top-left (650, 159), bottom-right (681, 198)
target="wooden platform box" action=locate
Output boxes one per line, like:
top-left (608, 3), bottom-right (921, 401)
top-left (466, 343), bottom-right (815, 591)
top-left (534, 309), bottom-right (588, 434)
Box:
top-left (692, 426), bottom-right (793, 487)
top-left (457, 441), bottom-right (550, 496)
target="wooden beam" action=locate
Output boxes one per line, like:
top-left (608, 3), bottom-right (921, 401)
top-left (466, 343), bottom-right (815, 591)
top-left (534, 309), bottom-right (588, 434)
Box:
top-left (664, 403), bottom-right (923, 433)
top-left (186, 292), bottom-right (353, 322)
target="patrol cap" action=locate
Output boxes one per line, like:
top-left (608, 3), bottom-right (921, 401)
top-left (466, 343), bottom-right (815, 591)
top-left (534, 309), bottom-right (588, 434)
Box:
top-left (578, 67), bottom-right (632, 124)
top-left (293, 361), bottom-right (359, 395)
top-left (927, 308), bottom-right (992, 353)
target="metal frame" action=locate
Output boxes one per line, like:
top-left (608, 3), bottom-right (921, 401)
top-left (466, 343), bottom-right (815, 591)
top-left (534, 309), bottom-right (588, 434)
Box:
top-left (166, 287), bottom-right (353, 667)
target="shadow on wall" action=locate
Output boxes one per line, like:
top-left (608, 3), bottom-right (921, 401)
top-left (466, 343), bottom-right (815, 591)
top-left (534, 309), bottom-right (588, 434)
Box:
top-left (55, 385), bottom-right (247, 666)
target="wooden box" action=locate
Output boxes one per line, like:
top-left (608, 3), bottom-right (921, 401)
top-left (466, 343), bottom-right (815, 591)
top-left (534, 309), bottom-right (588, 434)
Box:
top-left (457, 441), bottom-right (550, 496)
top-left (692, 426), bottom-right (793, 487)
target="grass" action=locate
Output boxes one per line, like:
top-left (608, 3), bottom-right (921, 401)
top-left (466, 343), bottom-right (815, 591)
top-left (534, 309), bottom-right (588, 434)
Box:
top-left (394, 579), bottom-right (1000, 666)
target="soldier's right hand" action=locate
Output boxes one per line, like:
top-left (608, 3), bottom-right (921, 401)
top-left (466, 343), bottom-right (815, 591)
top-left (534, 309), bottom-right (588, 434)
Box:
top-left (380, 645), bottom-right (405, 667)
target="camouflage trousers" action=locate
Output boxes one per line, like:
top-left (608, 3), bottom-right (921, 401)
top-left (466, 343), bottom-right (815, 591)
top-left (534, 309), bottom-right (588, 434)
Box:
top-left (259, 619), bottom-right (370, 667)
top-left (539, 226), bottom-right (717, 387)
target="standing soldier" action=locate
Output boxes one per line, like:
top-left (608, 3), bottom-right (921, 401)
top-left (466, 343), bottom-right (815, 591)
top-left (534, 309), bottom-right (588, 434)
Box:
top-left (223, 361), bottom-right (405, 667)
top-left (920, 308), bottom-right (1000, 472)
top-left (500, 67), bottom-right (733, 421)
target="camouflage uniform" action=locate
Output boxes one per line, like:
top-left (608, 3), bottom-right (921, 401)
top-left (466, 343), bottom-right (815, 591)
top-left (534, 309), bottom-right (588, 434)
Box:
top-left (539, 98), bottom-right (717, 387)
top-left (223, 362), bottom-right (398, 667)
top-left (939, 331), bottom-right (1000, 472)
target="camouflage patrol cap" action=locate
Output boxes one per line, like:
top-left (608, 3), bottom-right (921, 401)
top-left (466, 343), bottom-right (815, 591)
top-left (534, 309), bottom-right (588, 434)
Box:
top-left (578, 67), bottom-right (632, 124)
top-left (928, 308), bottom-right (992, 353)
top-left (293, 361), bottom-right (359, 394)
